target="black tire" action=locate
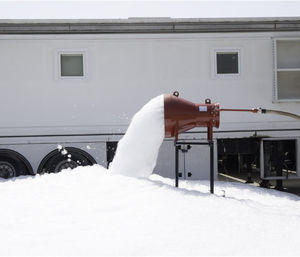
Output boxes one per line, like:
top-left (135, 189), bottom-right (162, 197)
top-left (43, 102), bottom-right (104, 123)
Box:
top-left (0, 149), bottom-right (33, 179)
top-left (38, 147), bottom-right (96, 174)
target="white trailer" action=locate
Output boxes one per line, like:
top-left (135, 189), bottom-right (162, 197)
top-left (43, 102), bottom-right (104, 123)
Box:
top-left (0, 18), bottom-right (300, 185)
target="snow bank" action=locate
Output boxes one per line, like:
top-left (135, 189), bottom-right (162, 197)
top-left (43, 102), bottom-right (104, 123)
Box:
top-left (109, 95), bottom-right (164, 177)
top-left (1, 95), bottom-right (300, 256)
top-left (0, 166), bottom-right (300, 256)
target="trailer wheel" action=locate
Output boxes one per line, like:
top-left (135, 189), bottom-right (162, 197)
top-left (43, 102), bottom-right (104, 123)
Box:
top-left (0, 149), bottom-right (33, 178)
top-left (38, 147), bottom-right (96, 174)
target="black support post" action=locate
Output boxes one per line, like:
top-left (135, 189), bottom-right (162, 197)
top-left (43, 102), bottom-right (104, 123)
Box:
top-left (210, 140), bottom-right (214, 194)
top-left (175, 145), bottom-right (179, 187)
top-left (174, 140), bottom-right (214, 194)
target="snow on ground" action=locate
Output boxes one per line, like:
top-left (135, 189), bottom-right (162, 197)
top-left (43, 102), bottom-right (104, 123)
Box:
top-left (1, 95), bottom-right (299, 256)
top-left (0, 165), bottom-right (300, 256)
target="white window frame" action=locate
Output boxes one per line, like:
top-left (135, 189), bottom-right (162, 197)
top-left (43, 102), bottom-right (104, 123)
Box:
top-left (273, 37), bottom-right (300, 102)
top-left (211, 48), bottom-right (242, 80)
top-left (56, 49), bottom-right (87, 80)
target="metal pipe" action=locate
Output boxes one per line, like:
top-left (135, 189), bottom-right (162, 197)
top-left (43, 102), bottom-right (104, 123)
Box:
top-left (219, 108), bottom-right (259, 113)
top-left (220, 108), bottom-right (300, 120)
top-left (175, 145), bottom-right (179, 188)
top-left (207, 125), bottom-right (213, 141)
top-left (210, 140), bottom-right (214, 194)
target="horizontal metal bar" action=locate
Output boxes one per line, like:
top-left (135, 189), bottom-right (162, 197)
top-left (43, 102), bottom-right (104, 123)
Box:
top-left (0, 133), bottom-right (124, 139)
top-left (219, 108), bottom-right (258, 113)
top-left (175, 142), bottom-right (210, 145)
top-left (185, 128), bottom-right (300, 134)
top-left (262, 176), bottom-right (300, 180)
top-left (0, 127), bottom-right (299, 139)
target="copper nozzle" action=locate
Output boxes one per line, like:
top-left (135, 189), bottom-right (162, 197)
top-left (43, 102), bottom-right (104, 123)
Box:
top-left (164, 94), bottom-right (220, 139)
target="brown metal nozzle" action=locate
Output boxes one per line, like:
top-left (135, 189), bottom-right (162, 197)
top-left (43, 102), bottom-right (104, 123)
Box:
top-left (164, 94), bottom-right (220, 140)
top-left (163, 93), bottom-right (263, 140)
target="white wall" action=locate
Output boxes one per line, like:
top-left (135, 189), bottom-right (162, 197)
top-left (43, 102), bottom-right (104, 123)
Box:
top-left (1, 32), bottom-right (300, 137)
top-left (1, 32), bottom-right (300, 179)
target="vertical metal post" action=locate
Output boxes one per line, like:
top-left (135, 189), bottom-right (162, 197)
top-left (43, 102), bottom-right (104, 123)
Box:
top-left (207, 125), bottom-right (213, 141)
top-left (208, 125), bottom-right (214, 194)
top-left (175, 144), bottom-right (179, 187)
top-left (210, 140), bottom-right (214, 194)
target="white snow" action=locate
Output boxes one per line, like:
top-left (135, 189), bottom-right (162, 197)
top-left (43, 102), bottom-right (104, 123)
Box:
top-left (0, 166), bottom-right (300, 256)
top-left (1, 94), bottom-right (300, 256)
top-left (109, 94), bottom-right (164, 178)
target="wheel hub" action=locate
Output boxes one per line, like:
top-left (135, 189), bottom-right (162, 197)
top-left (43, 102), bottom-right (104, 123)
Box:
top-left (54, 160), bottom-right (78, 173)
top-left (0, 161), bottom-right (16, 178)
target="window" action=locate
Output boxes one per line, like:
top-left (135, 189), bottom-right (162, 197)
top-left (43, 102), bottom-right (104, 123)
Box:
top-left (61, 54), bottom-right (83, 76)
top-left (274, 38), bottom-right (300, 101)
top-left (212, 49), bottom-right (241, 79)
top-left (57, 50), bottom-right (86, 79)
top-left (217, 52), bottom-right (239, 74)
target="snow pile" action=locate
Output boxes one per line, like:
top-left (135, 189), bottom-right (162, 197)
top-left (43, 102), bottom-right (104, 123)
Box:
top-left (1, 166), bottom-right (300, 256)
top-left (109, 95), bottom-right (164, 177)
top-left (2, 95), bottom-right (300, 256)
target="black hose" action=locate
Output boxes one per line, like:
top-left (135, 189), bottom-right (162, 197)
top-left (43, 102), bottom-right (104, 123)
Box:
top-left (260, 109), bottom-right (300, 120)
